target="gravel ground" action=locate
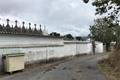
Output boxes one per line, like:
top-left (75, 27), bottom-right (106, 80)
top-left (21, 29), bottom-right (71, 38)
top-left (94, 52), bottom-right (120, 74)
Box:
top-left (0, 54), bottom-right (107, 80)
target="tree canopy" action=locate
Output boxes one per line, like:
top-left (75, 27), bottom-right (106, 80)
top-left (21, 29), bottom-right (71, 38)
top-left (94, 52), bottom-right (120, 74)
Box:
top-left (64, 34), bottom-right (74, 40)
top-left (83, 0), bottom-right (120, 21)
top-left (90, 17), bottom-right (116, 51)
top-left (92, 0), bottom-right (120, 21)
top-left (50, 32), bottom-right (60, 37)
top-left (91, 18), bottom-right (116, 40)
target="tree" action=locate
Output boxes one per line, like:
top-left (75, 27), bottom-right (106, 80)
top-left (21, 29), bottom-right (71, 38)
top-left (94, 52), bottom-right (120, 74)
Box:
top-left (83, 0), bottom-right (120, 21)
top-left (90, 17), bottom-right (115, 51)
top-left (83, 0), bottom-right (120, 49)
top-left (76, 36), bottom-right (82, 41)
top-left (93, 0), bottom-right (120, 21)
top-left (83, 0), bottom-right (120, 71)
top-left (50, 32), bottom-right (60, 37)
top-left (92, 0), bottom-right (120, 48)
top-left (64, 34), bottom-right (74, 40)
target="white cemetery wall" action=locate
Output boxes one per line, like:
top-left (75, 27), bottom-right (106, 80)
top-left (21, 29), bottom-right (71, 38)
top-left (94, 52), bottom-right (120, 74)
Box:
top-left (0, 34), bottom-right (64, 48)
top-left (95, 42), bottom-right (104, 53)
top-left (0, 34), bottom-right (104, 73)
top-left (23, 44), bottom-right (76, 63)
top-left (0, 34), bottom-right (64, 72)
top-left (76, 42), bottom-right (92, 54)
top-left (0, 44), bottom-right (76, 66)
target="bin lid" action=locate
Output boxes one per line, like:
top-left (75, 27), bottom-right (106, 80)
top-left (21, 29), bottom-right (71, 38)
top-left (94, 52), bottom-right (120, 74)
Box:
top-left (4, 53), bottom-right (24, 57)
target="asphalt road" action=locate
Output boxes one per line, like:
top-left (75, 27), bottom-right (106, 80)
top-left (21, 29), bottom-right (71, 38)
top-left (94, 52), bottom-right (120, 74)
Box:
top-left (0, 54), bottom-right (106, 80)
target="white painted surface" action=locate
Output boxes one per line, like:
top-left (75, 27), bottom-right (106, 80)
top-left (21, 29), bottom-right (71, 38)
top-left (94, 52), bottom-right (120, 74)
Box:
top-left (0, 34), bottom-right (104, 72)
top-left (0, 34), bottom-right (63, 47)
top-left (0, 45), bottom-right (76, 65)
top-left (0, 42), bottom-right (103, 64)
top-left (95, 42), bottom-right (104, 53)
top-left (76, 43), bottom-right (92, 54)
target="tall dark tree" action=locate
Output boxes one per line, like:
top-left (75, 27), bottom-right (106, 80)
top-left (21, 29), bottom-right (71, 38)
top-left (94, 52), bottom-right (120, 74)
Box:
top-left (83, 0), bottom-right (120, 49)
top-left (92, 0), bottom-right (120, 20)
top-left (90, 17), bottom-right (115, 51)
top-left (83, 0), bottom-right (120, 21)
top-left (89, 0), bottom-right (120, 71)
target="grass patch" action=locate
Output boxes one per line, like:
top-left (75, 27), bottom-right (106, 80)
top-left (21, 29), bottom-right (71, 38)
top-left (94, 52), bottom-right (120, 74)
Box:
top-left (99, 59), bottom-right (120, 80)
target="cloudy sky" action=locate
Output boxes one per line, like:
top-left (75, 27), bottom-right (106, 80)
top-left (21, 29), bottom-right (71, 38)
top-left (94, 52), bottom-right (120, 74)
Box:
top-left (0, 0), bottom-right (97, 36)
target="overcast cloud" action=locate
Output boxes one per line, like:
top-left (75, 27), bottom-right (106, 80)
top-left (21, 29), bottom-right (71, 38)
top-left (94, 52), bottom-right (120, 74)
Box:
top-left (0, 0), bottom-right (96, 36)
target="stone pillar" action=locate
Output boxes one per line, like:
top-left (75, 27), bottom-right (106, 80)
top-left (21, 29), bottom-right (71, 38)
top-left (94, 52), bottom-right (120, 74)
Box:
top-left (6, 19), bottom-right (10, 25)
top-left (22, 21), bottom-right (25, 27)
top-left (39, 24), bottom-right (42, 35)
top-left (34, 24), bottom-right (36, 28)
top-left (29, 23), bottom-right (31, 28)
top-left (22, 21), bottom-right (26, 33)
top-left (34, 24), bottom-right (38, 34)
top-left (6, 19), bottom-right (11, 33)
top-left (15, 20), bottom-right (18, 26)
top-left (29, 23), bottom-right (32, 33)
top-left (14, 20), bottom-right (18, 33)
top-left (40, 25), bottom-right (41, 29)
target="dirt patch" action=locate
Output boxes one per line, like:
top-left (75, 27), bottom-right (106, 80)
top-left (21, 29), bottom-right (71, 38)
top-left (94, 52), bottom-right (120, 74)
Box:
top-left (98, 59), bottom-right (120, 80)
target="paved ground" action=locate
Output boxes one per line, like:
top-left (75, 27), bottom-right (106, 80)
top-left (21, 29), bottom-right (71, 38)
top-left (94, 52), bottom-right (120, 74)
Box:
top-left (0, 54), bottom-right (107, 80)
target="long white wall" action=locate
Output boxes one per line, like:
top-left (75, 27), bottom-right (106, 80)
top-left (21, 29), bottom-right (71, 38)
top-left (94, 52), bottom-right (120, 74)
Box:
top-left (0, 45), bottom-right (76, 62)
top-left (0, 34), bottom-right (64, 48)
top-left (95, 42), bottom-right (104, 53)
top-left (76, 42), bottom-right (92, 54)
top-left (0, 34), bottom-right (104, 72)
top-left (0, 42), bottom-right (103, 64)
